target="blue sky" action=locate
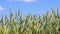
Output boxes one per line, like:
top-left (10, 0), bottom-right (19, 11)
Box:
top-left (0, 0), bottom-right (60, 17)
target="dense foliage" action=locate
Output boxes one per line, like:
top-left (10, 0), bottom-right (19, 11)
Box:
top-left (0, 8), bottom-right (60, 34)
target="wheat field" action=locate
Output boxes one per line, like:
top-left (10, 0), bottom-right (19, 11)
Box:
top-left (0, 8), bottom-right (60, 34)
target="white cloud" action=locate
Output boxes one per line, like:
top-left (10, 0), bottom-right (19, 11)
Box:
top-left (23, 0), bottom-right (35, 2)
top-left (9, 0), bottom-right (36, 2)
top-left (0, 6), bottom-right (5, 11)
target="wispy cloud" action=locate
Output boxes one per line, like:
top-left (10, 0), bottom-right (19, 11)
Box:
top-left (0, 6), bottom-right (5, 11)
top-left (9, 0), bottom-right (36, 2)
